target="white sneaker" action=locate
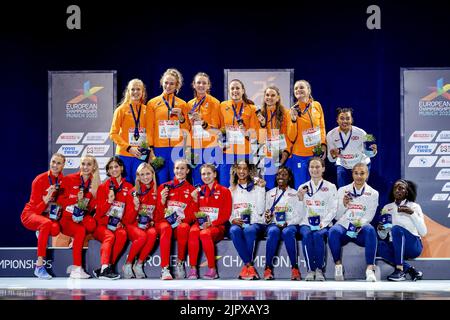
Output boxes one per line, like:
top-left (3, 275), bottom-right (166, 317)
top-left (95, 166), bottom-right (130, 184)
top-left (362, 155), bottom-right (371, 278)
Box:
top-left (175, 262), bottom-right (186, 279)
top-left (122, 263), bottom-right (134, 279)
top-left (366, 269), bottom-right (377, 282)
top-left (161, 267), bottom-right (173, 280)
top-left (315, 269), bottom-right (325, 281)
top-left (70, 267), bottom-right (91, 279)
top-left (305, 271), bottom-right (315, 281)
top-left (133, 262), bottom-right (146, 279)
top-left (66, 265), bottom-right (74, 274)
top-left (334, 264), bottom-right (344, 281)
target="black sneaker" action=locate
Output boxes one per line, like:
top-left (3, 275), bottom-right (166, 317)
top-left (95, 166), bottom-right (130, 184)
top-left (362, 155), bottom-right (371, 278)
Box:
top-left (92, 268), bottom-right (101, 279)
top-left (406, 266), bottom-right (423, 281)
top-left (387, 269), bottom-right (406, 281)
top-left (99, 266), bottom-right (120, 280)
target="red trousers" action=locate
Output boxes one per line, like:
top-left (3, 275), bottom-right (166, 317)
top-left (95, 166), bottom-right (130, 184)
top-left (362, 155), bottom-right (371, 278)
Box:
top-left (21, 214), bottom-right (60, 258)
top-left (125, 224), bottom-right (157, 263)
top-left (92, 225), bottom-right (127, 265)
top-left (188, 224), bottom-right (225, 268)
top-left (154, 221), bottom-right (190, 268)
top-left (59, 215), bottom-right (96, 266)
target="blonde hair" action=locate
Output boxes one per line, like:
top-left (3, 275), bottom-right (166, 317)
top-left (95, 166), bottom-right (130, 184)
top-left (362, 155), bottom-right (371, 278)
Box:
top-left (118, 78), bottom-right (147, 106)
top-left (135, 162), bottom-right (157, 194)
top-left (80, 155), bottom-right (101, 198)
top-left (174, 158), bottom-right (190, 172)
top-left (160, 68), bottom-right (183, 94)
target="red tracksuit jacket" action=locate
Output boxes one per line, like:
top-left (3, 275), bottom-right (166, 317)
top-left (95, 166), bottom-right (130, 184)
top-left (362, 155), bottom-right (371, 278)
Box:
top-left (197, 181), bottom-right (232, 227)
top-left (95, 177), bottom-right (134, 226)
top-left (124, 181), bottom-right (158, 226)
top-left (60, 172), bottom-right (96, 219)
top-left (21, 171), bottom-right (65, 221)
top-left (155, 178), bottom-right (196, 225)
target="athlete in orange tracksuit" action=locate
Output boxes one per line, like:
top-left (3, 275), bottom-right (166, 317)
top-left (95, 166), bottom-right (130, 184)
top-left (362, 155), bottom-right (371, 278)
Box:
top-left (59, 155), bottom-right (99, 279)
top-left (121, 162), bottom-right (158, 279)
top-left (21, 153), bottom-right (65, 279)
top-left (92, 156), bottom-right (133, 280)
top-left (155, 159), bottom-right (196, 280)
top-left (147, 68), bottom-right (190, 185)
top-left (219, 79), bottom-right (258, 187)
top-left (187, 164), bottom-right (232, 280)
top-left (256, 86), bottom-right (291, 189)
top-left (187, 72), bottom-right (222, 186)
top-left (286, 80), bottom-right (326, 189)
top-left (110, 79), bottom-right (152, 184)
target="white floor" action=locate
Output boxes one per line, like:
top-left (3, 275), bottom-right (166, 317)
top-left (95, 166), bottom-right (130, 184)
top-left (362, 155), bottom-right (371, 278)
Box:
top-left (1, 278), bottom-right (450, 292)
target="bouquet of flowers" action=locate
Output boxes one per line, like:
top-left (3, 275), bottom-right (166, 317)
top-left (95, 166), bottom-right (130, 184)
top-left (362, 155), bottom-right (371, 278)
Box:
top-left (307, 208), bottom-right (321, 231)
top-left (107, 207), bottom-right (122, 231)
top-left (72, 198), bottom-right (88, 223)
top-left (49, 202), bottom-right (62, 221)
top-left (346, 219), bottom-right (362, 238)
top-left (312, 143), bottom-right (324, 157)
top-left (195, 211), bottom-right (209, 229)
top-left (138, 141), bottom-right (151, 161)
top-left (363, 134), bottom-right (376, 157)
top-left (240, 207), bottom-right (252, 227)
top-left (137, 204), bottom-right (152, 229)
top-left (380, 208), bottom-right (392, 230)
top-left (150, 155), bottom-right (165, 171)
top-left (164, 208), bottom-right (179, 228)
top-left (274, 208), bottom-right (287, 227)
top-left (185, 147), bottom-right (200, 169)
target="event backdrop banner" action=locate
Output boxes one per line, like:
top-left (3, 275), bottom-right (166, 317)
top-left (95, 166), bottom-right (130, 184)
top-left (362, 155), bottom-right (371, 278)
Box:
top-left (224, 69), bottom-right (294, 109)
top-left (401, 68), bottom-right (450, 258)
top-left (48, 71), bottom-right (116, 181)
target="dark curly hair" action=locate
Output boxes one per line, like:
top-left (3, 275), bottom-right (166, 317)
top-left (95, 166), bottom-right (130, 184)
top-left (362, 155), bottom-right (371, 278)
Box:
top-left (388, 179), bottom-right (417, 203)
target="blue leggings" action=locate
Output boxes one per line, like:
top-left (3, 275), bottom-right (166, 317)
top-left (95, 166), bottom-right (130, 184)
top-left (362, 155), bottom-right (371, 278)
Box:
top-left (119, 155), bottom-right (144, 184)
top-left (285, 154), bottom-right (311, 189)
top-left (229, 223), bottom-right (266, 264)
top-left (263, 158), bottom-right (278, 190)
top-left (336, 162), bottom-right (371, 188)
top-left (377, 225), bottom-right (422, 270)
top-left (328, 223), bottom-right (377, 265)
top-left (153, 147), bottom-right (185, 185)
top-left (281, 225), bottom-right (299, 267)
top-left (298, 225), bottom-right (329, 271)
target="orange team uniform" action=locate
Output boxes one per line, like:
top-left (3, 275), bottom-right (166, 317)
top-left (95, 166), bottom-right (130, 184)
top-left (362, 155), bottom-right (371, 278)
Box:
top-left (147, 93), bottom-right (190, 184)
top-left (110, 101), bottom-right (152, 182)
top-left (286, 100), bottom-right (326, 188)
top-left (257, 106), bottom-right (291, 189)
top-left (219, 100), bottom-right (258, 186)
top-left (187, 94), bottom-right (222, 185)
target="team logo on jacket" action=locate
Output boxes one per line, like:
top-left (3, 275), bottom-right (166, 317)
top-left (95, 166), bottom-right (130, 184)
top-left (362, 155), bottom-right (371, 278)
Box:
top-left (321, 187), bottom-right (329, 192)
top-left (351, 136), bottom-right (360, 140)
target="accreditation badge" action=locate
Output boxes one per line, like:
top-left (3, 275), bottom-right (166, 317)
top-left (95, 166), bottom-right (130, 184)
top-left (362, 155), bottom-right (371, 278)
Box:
top-left (302, 127), bottom-right (321, 147)
top-left (128, 128), bottom-right (146, 146)
top-left (226, 126), bottom-right (245, 145)
top-left (158, 120), bottom-right (180, 139)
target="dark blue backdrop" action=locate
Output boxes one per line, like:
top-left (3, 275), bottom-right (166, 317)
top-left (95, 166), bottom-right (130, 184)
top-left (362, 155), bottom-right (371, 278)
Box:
top-left (1, 1), bottom-right (449, 246)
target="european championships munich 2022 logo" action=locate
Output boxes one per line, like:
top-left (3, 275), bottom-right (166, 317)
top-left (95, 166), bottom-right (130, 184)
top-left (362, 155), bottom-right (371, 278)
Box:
top-left (66, 81), bottom-right (104, 119)
top-left (419, 78), bottom-right (450, 116)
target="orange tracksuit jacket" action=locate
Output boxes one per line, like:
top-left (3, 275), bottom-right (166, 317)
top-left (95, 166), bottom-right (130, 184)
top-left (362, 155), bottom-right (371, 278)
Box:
top-left (258, 106), bottom-right (291, 157)
top-left (187, 94), bottom-right (222, 149)
top-left (219, 100), bottom-right (258, 155)
top-left (147, 93), bottom-right (190, 148)
top-left (287, 100), bottom-right (326, 157)
top-left (110, 101), bottom-right (151, 157)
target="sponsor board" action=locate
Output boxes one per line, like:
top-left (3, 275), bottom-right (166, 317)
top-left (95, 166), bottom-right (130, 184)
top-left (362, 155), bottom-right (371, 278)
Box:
top-left (437, 131), bottom-right (450, 142)
top-left (436, 169), bottom-right (450, 180)
top-left (408, 156), bottom-right (438, 167)
top-left (442, 182), bottom-right (450, 192)
top-left (57, 145), bottom-right (84, 156)
top-left (436, 143), bottom-right (450, 155)
top-left (431, 193), bottom-right (449, 201)
top-left (408, 131), bottom-right (437, 142)
top-left (436, 156), bottom-right (450, 167)
top-left (408, 143), bottom-right (437, 155)
top-left (64, 157), bottom-right (81, 169)
top-left (81, 145), bottom-right (110, 156)
top-left (55, 132), bottom-right (84, 144)
top-left (82, 132), bottom-right (109, 144)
